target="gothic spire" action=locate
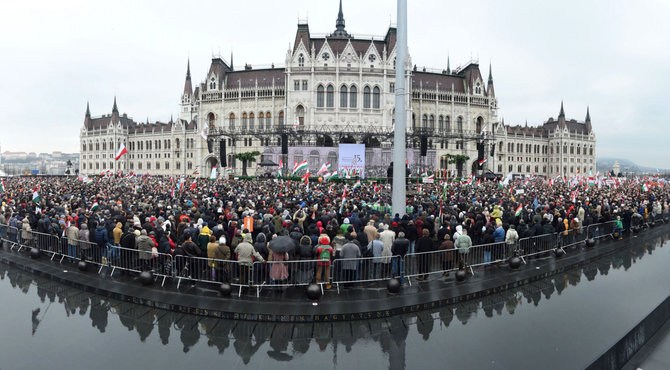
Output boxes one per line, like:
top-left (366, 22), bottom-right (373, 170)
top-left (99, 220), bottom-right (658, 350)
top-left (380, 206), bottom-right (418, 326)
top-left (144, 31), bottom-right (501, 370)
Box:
top-left (230, 50), bottom-right (234, 71)
top-left (85, 101), bottom-right (91, 118)
top-left (559, 100), bottom-right (565, 119)
top-left (446, 55), bottom-right (451, 74)
top-left (183, 59), bottom-right (193, 96)
top-left (585, 106), bottom-right (591, 123)
top-left (331, 0), bottom-right (350, 37)
top-left (112, 96), bottom-right (118, 113)
top-left (488, 62), bottom-right (493, 84)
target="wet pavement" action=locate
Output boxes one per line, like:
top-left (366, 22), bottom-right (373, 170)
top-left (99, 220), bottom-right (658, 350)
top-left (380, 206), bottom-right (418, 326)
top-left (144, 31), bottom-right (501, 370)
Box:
top-left (1, 229), bottom-right (670, 369)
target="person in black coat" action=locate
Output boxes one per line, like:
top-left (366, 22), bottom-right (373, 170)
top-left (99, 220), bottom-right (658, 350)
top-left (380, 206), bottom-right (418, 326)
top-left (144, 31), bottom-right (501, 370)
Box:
top-left (415, 228), bottom-right (435, 279)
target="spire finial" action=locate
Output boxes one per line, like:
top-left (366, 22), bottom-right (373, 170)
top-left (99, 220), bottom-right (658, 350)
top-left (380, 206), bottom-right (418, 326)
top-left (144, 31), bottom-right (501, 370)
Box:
top-left (559, 100), bottom-right (565, 118)
top-left (85, 101), bottom-right (91, 118)
top-left (446, 54), bottom-right (451, 74)
top-left (332, 0), bottom-right (349, 37)
top-left (186, 59), bottom-right (191, 79)
top-left (488, 62), bottom-right (493, 84)
top-left (112, 96), bottom-right (118, 113)
top-left (585, 106), bottom-right (591, 123)
top-left (230, 50), bottom-right (234, 71)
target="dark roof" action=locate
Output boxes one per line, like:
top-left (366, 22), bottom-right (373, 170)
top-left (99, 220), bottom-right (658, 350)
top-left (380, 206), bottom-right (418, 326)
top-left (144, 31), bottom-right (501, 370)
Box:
top-left (205, 58), bottom-right (232, 91)
top-left (543, 119), bottom-right (590, 135)
top-left (85, 115), bottom-right (137, 131)
top-left (312, 38), bottom-right (386, 57)
top-left (225, 68), bottom-right (285, 89)
top-left (411, 71), bottom-right (466, 93)
top-left (505, 125), bottom-right (548, 138)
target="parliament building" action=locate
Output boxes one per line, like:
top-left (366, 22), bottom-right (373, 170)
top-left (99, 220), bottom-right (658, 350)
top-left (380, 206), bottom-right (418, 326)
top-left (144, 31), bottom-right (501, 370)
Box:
top-left (79, 1), bottom-right (595, 178)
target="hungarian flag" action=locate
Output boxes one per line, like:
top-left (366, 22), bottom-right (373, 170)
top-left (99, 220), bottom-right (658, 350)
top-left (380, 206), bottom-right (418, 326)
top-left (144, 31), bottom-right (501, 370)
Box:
top-left (353, 180), bottom-right (361, 190)
top-left (0, 179), bottom-right (5, 193)
top-left (277, 158), bottom-right (283, 177)
top-left (32, 188), bottom-right (41, 204)
top-left (642, 183), bottom-right (649, 192)
top-left (515, 204), bottom-right (523, 217)
top-left (190, 180), bottom-right (197, 191)
top-left (225, 166), bottom-right (233, 174)
top-left (317, 162), bottom-right (331, 176)
top-left (115, 143), bottom-right (128, 161)
top-left (170, 187), bottom-right (175, 198)
top-left (478, 158), bottom-right (487, 166)
top-left (90, 201), bottom-right (99, 212)
top-left (209, 166), bottom-right (217, 180)
top-left (293, 160), bottom-right (308, 175)
top-left (192, 166), bottom-right (200, 176)
top-left (329, 170), bottom-right (339, 180)
top-left (301, 171), bottom-right (310, 184)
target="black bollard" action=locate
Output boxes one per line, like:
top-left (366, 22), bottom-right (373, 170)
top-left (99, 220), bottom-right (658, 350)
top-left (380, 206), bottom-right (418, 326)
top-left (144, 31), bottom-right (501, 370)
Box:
top-left (455, 269), bottom-right (467, 282)
top-left (585, 238), bottom-right (596, 248)
top-left (387, 278), bottom-right (401, 294)
top-left (78, 260), bottom-right (88, 271)
top-left (30, 247), bottom-right (41, 259)
top-left (139, 270), bottom-right (154, 286)
top-left (306, 283), bottom-right (321, 300)
top-left (219, 283), bottom-right (232, 296)
top-left (553, 248), bottom-right (565, 258)
top-left (509, 256), bottom-right (522, 270)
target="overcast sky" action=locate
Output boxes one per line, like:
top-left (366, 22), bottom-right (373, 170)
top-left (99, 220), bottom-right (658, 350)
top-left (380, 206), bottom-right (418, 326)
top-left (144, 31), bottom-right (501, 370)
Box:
top-left (1, 0), bottom-right (668, 168)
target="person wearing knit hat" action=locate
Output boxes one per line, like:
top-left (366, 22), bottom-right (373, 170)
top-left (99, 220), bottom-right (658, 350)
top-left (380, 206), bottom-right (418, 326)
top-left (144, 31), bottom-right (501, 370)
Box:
top-left (315, 235), bottom-right (333, 289)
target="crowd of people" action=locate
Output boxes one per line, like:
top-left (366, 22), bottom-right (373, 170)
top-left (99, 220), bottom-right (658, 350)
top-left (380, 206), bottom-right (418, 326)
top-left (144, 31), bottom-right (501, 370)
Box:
top-left (0, 174), bottom-right (668, 288)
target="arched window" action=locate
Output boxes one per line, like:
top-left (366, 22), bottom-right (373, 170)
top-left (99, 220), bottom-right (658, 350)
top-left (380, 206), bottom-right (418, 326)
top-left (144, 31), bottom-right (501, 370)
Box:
top-left (349, 85), bottom-right (357, 108)
top-left (422, 114), bottom-right (427, 129)
top-left (298, 54), bottom-right (305, 67)
top-left (102, 142), bottom-right (106, 151)
top-left (296, 105), bottom-right (305, 130)
top-left (340, 85), bottom-right (348, 108)
top-left (363, 86), bottom-right (371, 108)
top-left (372, 86), bottom-right (381, 108)
top-left (326, 85), bottom-right (334, 107)
top-left (278, 111), bottom-right (284, 127)
top-left (317, 85), bottom-right (325, 107)
top-left (438, 115), bottom-right (443, 131)
top-left (229, 113), bottom-right (235, 130)
top-left (429, 115), bottom-right (435, 130)
top-left (589, 146), bottom-right (593, 156)
top-left (242, 113), bottom-right (248, 130)
top-left (175, 138), bottom-right (180, 149)
top-left (259, 112), bottom-right (264, 130)
top-left (266, 112), bottom-right (271, 130)
top-left (457, 116), bottom-right (463, 132)
top-left (577, 145), bottom-right (581, 155)
top-left (570, 144), bottom-right (574, 154)
top-left (476, 116), bottom-right (483, 133)
top-left (445, 116), bottom-right (451, 132)
top-left (249, 113), bottom-right (255, 130)
top-left (207, 112), bottom-right (215, 126)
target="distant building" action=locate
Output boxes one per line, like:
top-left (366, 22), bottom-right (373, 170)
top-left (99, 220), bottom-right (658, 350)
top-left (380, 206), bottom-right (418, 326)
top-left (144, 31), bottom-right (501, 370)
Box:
top-left (79, 1), bottom-right (595, 178)
top-left (613, 160), bottom-right (621, 176)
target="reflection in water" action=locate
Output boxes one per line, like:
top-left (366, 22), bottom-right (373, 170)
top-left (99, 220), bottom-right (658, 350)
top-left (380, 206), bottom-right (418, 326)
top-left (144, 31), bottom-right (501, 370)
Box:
top-left (1, 231), bottom-right (669, 368)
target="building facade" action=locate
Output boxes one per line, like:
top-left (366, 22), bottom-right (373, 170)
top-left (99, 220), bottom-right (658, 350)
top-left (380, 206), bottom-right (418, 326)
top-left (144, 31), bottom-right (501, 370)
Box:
top-left (79, 1), bottom-right (595, 178)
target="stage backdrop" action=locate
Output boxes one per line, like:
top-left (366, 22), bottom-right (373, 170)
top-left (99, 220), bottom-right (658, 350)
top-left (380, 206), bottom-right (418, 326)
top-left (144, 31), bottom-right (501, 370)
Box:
top-left (338, 144), bottom-right (366, 179)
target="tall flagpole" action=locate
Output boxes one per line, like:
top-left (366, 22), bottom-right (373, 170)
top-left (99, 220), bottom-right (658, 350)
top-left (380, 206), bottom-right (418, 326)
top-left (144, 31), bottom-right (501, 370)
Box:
top-left (392, 0), bottom-right (407, 217)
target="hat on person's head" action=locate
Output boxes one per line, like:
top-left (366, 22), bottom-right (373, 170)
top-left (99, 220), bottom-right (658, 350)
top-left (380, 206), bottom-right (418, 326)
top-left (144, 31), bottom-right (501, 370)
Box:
top-left (343, 218), bottom-right (350, 224)
top-left (141, 229), bottom-right (147, 235)
top-left (392, 222), bottom-right (398, 227)
top-left (134, 230), bottom-right (141, 236)
top-left (319, 236), bottom-right (330, 245)
top-left (398, 231), bottom-right (405, 238)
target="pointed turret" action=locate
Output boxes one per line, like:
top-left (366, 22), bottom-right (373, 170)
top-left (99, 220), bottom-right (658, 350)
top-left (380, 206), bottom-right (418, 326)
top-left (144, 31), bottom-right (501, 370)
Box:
top-left (230, 51), bottom-right (234, 71)
top-left (85, 101), bottom-right (91, 118)
top-left (487, 62), bottom-right (495, 97)
top-left (446, 55), bottom-right (451, 74)
top-left (331, 0), bottom-right (350, 37)
top-left (84, 101), bottom-right (91, 128)
top-left (111, 96), bottom-right (120, 124)
top-left (585, 106), bottom-right (592, 133)
top-left (559, 101), bottom-right (565, 119)
top-left (183, 59), bottom-right (193, 96)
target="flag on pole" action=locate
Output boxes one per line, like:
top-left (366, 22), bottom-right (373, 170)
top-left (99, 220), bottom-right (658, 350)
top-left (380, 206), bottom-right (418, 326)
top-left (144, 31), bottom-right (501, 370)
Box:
top-left (190, 180), bottom-right (197, 191)
top-left (353, 180), bottom-right (361, 190)
top-left (301, 171), bottom-right (310, 184)
top-left (32, 188), bottom-right (41, 204)
top-left (317, 162), bottom-right (332, 176)
top-left (515, 204), bottom-right (523, 217)
top-left (293, 117), bottom-right (300, 131)
top-left (170, 187), bottom-right (175, 198)
top-left (225, 166), bottom-right (233, 174)
top-left (277, 158), bottom-right (283, 177)
top-left (200, 124), bottom-right (209, 140)
top-left (209, 166), bottom-right (217, 180)
top-left (0, 179), bottom-right (5, 193)
top-left (293, 160), bottom-right (308, 175)
top-left (192, 166), bottom-right (200, 176)
top-left (642, 183), bottom-right (649, 192)
top-left (115, 143), bottom-right (128, 161)
top-left (90, 201), bottom-right (99, 212)
top-left (478, 158), bottom-right (487, 166)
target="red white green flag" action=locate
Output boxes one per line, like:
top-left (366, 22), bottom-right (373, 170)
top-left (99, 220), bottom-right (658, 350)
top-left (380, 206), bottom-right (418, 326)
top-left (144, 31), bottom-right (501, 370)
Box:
top-left (515, 204), bottom-right (523, 217)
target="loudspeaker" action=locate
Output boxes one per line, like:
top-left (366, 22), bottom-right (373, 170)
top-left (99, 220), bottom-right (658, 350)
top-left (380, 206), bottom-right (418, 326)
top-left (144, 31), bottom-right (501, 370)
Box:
top-left (490, 143), bottom-right (496, 156)
top-left (219, 140), bottom-right (227, 167)
top-left (420, 136), bottom-right (427, 157)
top-left (477, 142), bottom-right (484, 161)
top-left (207, 139), bottom-right (213, 154)
top-left (281, 133), bottom-right (289, 155)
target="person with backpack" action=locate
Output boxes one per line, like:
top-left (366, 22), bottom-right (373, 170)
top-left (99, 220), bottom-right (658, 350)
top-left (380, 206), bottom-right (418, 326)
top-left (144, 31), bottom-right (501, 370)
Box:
top-left (315, 235), bottom-right (333, 289)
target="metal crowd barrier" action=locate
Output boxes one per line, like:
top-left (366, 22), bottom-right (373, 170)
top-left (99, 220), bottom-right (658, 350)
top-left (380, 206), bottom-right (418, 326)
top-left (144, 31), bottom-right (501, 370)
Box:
top-left (518, 232), bottom-right (559, 258)
top-left (30, 230), bottom-right (62, 260)
top-left (174, 255), bottom-right (249, 296)
top-left (106, 245), bottom-right (174, 286)
top-left (0, 225), bottom-right (21, 250)
top-left (559, 225), bottom-right (588, 249)
top-left (330, 256), bottom-right (399, 292)
top-left (586, 221), bottom-right (616, 241)
top-left (403, 249), bottom-right (457, 283)
top-left (468, 241), bottom-right (508, 268)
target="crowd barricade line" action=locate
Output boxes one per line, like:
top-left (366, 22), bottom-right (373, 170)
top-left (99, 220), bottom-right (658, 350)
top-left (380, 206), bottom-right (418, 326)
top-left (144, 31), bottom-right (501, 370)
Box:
top-left (518, 232), bottom-right (559, 258)
top-left (403, 249), bottom-right (458, 285)
top-left (330, 256), bottom-right (399, 293)
top-left (0, 224), bottom-right (21, 250)
top-left (587, 221), bottom-right (616, 241)
top-left (252, 259), bottom-right (319, 296)
top-left (30, 230), bottom-right (62, 260)
top-left (103, 244), bottom-right (174, 286)
top-left (174, 255), bottom-right (249, 296)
